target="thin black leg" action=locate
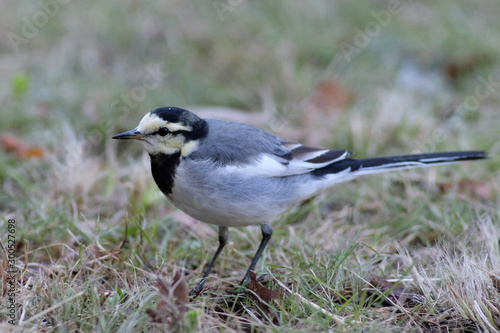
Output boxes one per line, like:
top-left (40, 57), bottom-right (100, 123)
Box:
top-left (189, 226), bottom-right (228, 296)
top-left (240, 222), bottom-right (273, 285)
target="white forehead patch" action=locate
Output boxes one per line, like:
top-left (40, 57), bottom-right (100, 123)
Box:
top-left (137, 113), bottom-right (192, 134)
top-left (137, 113), bottom-right (164, 134)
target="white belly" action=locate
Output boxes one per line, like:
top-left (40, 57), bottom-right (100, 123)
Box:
top-left (167, 160), bottom-right (296, 227)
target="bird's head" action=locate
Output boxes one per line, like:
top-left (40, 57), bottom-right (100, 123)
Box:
top-left (112, 107), bottom-right (207, 156)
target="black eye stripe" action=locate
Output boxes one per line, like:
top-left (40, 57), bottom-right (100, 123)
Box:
top-left (152, 128), bottom-right (190, 136)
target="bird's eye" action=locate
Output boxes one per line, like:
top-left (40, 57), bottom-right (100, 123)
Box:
top-left (157, 127), bottom-right (170, 136)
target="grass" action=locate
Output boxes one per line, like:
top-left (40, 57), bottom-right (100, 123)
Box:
top-left (1, 0), bottom-right (499, 331)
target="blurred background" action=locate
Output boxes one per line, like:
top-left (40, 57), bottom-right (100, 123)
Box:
top-left (1, 1), bottom-right (499, 330)
top-left (2, 1), bottom-right (499, 153)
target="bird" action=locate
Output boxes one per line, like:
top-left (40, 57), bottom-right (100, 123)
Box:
top-left (112, 106), bottom-right (486, 295)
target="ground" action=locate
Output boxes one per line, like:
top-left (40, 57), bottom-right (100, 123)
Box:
top-left (1, 1), bottom-right (499, 332)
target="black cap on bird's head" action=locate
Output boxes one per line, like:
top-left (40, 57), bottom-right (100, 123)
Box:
top-left (151, 107), bottom-right (192, 123)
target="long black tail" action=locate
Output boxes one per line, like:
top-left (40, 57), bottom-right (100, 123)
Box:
top-left (316, 151), bottom-right (487, 176)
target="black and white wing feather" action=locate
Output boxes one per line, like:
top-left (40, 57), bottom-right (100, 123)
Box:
top-left (221, 139), bottom-right (353, 177)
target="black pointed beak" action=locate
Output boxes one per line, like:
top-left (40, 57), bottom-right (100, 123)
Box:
top-left (112, 129), bottom-right (144, 140)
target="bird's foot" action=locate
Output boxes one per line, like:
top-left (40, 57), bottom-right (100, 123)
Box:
top-left (189, 281), bottom-right (208, 297)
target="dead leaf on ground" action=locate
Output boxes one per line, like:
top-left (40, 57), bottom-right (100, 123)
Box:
top-left (298, 80), bottom-right (354, 146)
top-left (305, 80), bottom-right (354, 114)
top-left (439, 180), bottom-right (494, 200)
top-left (246, 271), bottom-right (279, 312)
top-left (443, 55), bottom-right (491, 82)
top-left (1, 133), bottom-right (45, 159)
top-left (146, 271), bottom-right (189, 324)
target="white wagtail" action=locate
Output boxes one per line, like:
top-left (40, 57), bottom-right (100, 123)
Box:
top-left (113, 106), bottom-right (486, 295)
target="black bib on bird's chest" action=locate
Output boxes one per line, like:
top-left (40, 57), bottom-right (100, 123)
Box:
top-left (150, 152), bottom-right (181, 195)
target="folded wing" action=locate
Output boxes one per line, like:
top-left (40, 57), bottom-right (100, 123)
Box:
top-left (222, 140), bottom-right (352, 177)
